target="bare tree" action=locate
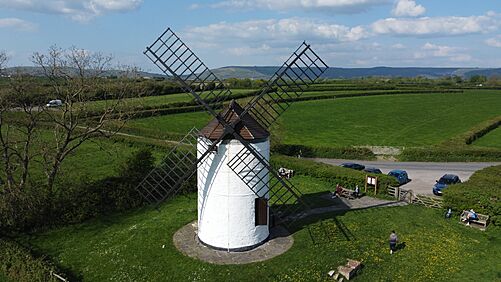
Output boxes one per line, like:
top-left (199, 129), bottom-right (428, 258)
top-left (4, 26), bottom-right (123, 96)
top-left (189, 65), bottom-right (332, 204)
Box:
top-left (0, 46), bottom-right (137, 194)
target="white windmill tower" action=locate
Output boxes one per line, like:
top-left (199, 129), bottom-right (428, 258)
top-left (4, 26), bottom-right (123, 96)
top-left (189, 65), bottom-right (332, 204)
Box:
top-left (197, 101), bottom-right (270, 251)
top-left (137, 28), bottom-right (328, 251)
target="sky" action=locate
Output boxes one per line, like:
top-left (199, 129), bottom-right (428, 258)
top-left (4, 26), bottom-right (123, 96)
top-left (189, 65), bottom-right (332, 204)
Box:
top-left (1, 0), bottom-right (501, 72)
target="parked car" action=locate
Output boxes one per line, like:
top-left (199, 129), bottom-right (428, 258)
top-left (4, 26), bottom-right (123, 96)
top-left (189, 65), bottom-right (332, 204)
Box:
top-left (46, 99), bottom-right (63, 107)
top-left (433, 174), bottom-right (461, 196)
top-left (340, 162), bottom-right (365, 171)
top-left (388, 169), bottom-right (410, 185)
top-left (364, 167), bottom-right (382, 174)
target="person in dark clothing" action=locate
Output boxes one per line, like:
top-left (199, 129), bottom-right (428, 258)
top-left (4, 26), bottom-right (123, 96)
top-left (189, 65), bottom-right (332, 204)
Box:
top-left (389, 230), bottom-right (398, 254)
top-left (445, 208), bottom-right (452, 219)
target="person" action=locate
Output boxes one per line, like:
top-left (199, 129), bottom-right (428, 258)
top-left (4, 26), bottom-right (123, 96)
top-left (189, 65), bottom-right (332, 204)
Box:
top-left (354, 185), bottom-right (360, 198)
top-left (389, 231), bottom-right (398, 254)
top-left (331, 190), bottom-right (337, 199)
top-left (445, 208), bottom-right (452, 219)
top-left (336, 184), bottom-right (343, 196)
top-left (465, 209), bottom-right (478, 225)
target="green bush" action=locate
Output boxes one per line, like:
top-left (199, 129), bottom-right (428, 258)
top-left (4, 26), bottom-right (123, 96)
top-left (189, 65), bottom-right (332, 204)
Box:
top-left (0, 238), bottom-right (62, 282)
top-left (400, 147), bottom-right (501, 162)
top-left (270, 155), bottom-right (397, 195)
top-left (0, 148), bottom-right (156, 233)
top-left (271, 143), bottom-right (375, 160)
top-left (443, 165), bottom-right (501, 226)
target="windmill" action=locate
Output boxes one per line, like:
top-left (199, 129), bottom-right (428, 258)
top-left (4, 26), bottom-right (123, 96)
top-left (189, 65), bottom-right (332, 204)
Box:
top-left (137, 28), bottom-right (328, 251)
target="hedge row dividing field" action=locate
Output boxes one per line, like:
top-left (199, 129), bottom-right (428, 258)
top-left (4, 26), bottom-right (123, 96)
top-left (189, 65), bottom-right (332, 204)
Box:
top-left (474, 126), bottom-right (501, 148)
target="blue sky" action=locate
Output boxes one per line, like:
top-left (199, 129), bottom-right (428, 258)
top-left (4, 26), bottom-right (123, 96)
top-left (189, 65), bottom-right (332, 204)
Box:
top-left (1, 0), bottom-right (501, 72)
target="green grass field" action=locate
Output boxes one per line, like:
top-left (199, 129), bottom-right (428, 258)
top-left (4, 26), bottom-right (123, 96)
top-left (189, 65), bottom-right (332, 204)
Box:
top-left (473, 126), bottom-right (501, 148)
top-left (87, 89), bottom-right (257, 112)
top-left (20, 194), bottom-right (501, 281)
top-left (123, 90), bottom-right (501, 147)
top-left (278, 90), bottom-right (501, 147)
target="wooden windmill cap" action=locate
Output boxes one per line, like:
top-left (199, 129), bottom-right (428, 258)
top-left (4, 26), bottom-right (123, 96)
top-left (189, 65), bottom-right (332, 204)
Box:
top-left (200, 100), bottom-right (270, 141)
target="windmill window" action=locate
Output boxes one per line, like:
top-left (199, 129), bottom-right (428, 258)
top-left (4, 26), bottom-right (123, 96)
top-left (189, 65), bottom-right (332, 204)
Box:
top-left (255, 198), bottom-right (268, 226)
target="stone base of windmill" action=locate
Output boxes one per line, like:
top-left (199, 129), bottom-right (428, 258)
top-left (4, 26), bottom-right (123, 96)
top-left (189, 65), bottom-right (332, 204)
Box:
top-left (173, 221), bottom-right (294, 265)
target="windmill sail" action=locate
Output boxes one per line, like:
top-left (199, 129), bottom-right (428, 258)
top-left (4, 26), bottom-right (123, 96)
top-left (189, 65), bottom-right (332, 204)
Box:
top-left (136, 127), bottom-right (212, 205)
top-left (144, 28), bottom-right (232, 111)
top-left (138, 27), bottom-right (328, 227)
top-left (243, 42), bottom-right (328, 128)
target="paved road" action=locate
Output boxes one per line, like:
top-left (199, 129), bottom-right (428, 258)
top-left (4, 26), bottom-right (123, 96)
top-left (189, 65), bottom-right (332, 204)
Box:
top-left (312, 158), bottom-right (501, 195)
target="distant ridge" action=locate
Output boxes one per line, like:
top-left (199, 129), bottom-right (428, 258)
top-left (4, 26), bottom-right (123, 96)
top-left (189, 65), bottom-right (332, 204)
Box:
top-left (211, 66), bottom-right (501, 80)
top-left (4, 66), bottom-right (501, 79)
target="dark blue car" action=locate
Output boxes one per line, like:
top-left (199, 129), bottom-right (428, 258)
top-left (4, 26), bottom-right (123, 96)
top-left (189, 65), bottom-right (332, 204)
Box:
top-left (388, 169), bottom-right (410, 185)
top-left (340, 162), bottom-right (365, 171)
top-left (433, 174), bottom-right (461, 196)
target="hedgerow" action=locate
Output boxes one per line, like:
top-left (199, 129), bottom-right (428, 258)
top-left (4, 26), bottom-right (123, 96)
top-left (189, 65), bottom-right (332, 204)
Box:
top-left (443, 165), bottom-right (501, 226)
top-left (271, 143), bottom-right (375, 160)
top-left (400, 116), bottom-right (501, 161)
top-left (0, 148), bottom-right (155, 233)
top-left (270, 154), bottom-right (398, 195)
top-left (0, 238), bottom-right (63, 282)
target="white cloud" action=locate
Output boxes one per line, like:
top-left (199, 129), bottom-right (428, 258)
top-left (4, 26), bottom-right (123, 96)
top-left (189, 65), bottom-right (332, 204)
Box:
top-left (185, 18), bottom-right (368, 44)
top-left (0, 0), bottom-right (143, 22)
top-left (208, 0), bottom-right (390, 13)
top-left (0, 18), bottom-right (36, 31)
top-left (486, 36), bottom-right (501, 48)
top-left (414, 42), bottom-right (471, 63)
top-left (372, 13), bottom-right (500, 36)
top-left (227, 44), bottom-right (272, 56)
top-left (391, 0), bottom-right (425, 17)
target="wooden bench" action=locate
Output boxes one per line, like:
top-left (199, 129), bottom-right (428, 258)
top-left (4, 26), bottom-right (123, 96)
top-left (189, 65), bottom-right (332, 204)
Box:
top-left (460, 210), bottom-right (489, 231)
top-left (339, 187), bottom-right (355, 200)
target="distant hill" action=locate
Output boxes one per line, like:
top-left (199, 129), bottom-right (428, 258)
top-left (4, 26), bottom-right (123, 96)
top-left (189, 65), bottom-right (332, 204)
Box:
top-left (211, 66), bottom-right (501, 80)
top-left (4, 66), bottom-right (501, 80)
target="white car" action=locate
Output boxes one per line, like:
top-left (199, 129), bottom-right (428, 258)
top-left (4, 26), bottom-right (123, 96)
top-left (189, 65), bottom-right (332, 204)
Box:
top-left (46, 99), bottom-right (63, 107)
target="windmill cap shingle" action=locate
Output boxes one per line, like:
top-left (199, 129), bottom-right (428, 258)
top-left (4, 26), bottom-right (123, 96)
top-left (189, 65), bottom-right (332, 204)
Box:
top-left (200, 100), bottom-right (270, 141)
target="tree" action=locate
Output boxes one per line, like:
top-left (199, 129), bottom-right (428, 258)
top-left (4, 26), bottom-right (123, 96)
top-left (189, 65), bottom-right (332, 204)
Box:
top-left (469, 75), bottom-right (487, 85)
top-left (0, 46), bottom-right (138, 194)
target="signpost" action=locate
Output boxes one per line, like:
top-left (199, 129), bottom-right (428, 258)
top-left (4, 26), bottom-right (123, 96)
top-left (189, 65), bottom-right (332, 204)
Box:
top-left (365, 175), bottom-right (378, 194)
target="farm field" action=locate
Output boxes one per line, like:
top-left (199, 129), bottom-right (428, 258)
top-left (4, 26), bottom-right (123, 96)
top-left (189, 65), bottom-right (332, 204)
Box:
top-left (473, 126), bottom-right (501, 148)
top-left (20, 197), bottom-right (501, 281)
top-left (123, 90), bottom-right (501, 147)
top-left (87, 89), bottom-right (257, 112)
top-left (279, 90), bottom-right (501, 147)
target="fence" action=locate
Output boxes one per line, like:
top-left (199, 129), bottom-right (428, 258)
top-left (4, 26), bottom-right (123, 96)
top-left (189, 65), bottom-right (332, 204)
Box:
top-left (388, 186), bottom-right (443, 209)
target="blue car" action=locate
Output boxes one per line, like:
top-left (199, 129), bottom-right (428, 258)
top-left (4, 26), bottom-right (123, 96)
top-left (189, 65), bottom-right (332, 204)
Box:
top-left (388, 169), bottom-right (410, 185)
top-left (340, 162), bottom-right (365, 171)
top-left (433, 174), bottom-right (461, 196)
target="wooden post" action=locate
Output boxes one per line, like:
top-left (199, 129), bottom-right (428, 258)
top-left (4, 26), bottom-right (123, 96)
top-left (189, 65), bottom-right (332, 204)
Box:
top-left (364, 176), bottom-right (368, 193)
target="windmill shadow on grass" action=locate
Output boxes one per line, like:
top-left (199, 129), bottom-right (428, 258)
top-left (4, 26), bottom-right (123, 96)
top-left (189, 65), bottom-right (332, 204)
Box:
top-left (269, 191), bottom-right (356, 245)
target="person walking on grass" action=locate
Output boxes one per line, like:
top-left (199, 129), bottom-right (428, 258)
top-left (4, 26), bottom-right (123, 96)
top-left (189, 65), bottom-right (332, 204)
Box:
top-left (389, 230), bottom-right (398, 254)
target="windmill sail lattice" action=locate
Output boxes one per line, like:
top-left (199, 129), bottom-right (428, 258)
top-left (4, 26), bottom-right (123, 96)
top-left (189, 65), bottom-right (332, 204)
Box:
top-left (144, 28), bottom-right (232, 109)
top-left (136, 127), bottom-right (211, 205)
top-left (137, 27), bottom-right (328, 226)
top-left (244, 43), bottom-right (328, 128)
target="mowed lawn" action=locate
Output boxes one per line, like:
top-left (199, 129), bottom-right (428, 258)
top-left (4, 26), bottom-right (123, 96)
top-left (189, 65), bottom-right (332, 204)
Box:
top-left (21, 195), bottom-right (501, 281)
top-left (279, 90), bottom-right (501, 147)
top-left (124, 90), bottom-right (501, 147)
top-left (473, 126), bottom-right (501, 148)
